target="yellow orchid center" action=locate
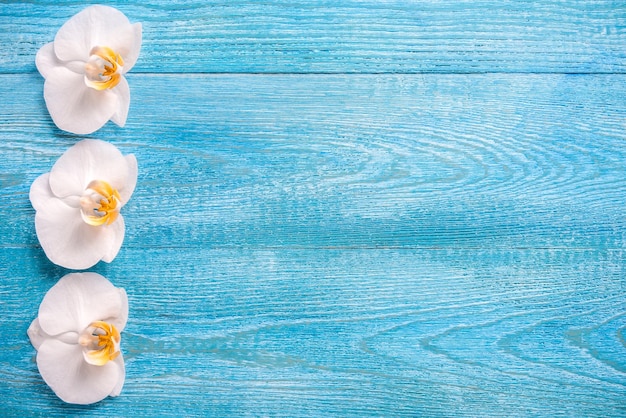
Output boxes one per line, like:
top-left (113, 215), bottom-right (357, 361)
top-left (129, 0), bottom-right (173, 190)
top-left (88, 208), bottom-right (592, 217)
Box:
top-left (84, 46), bottom-right (124, 90)
top-left (79, 321), bottom-right (121, 366)
top-left (80, 180), bottom-right (121, 226)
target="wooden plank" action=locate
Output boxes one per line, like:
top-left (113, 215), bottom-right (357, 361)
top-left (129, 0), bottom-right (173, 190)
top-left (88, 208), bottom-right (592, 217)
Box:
top-left (1, 0), bottom-right (625, 74)
top-left (2, 0), bottom-right (626, 416)
top-left (2, 73), bottom-right (624, 414)
top-left (2, 73), bottom-right (625, 250)
top-left (1, 247), bottom-right (625, 415)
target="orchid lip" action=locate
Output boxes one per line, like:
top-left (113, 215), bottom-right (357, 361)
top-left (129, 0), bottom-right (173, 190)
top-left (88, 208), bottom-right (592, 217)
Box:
top-left (79, 321), bottom-right (121, 366)
top-left (84, 46), bottom-right (124, 90)
top-left (80, 179), bottom-right (121, 226)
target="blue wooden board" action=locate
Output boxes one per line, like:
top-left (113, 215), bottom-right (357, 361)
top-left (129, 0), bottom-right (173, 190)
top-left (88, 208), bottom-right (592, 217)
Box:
top-left (1, 1), bottom-right (625, 417)
top-left (2, 1), bottom-right (626, 74)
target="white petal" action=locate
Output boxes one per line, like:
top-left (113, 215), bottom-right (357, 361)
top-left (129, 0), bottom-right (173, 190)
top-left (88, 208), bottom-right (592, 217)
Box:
top-left (120, 23), bottom-right (142, 72)
top-left (38, 273), bottom-right (127, 337)
top-left (37, 338), bottom-right (121, 405)
top-left (37, 212), bottom-right (122, 270)
top-left (118, 154), bottom-right (138, 205)
top-left (34, 198), bottom-right (110, 269)
top-left (54, 5), bottom-right (135, 63)
top-left (109, 355), bottom-right (126, 397)
top-left (48, 139), bottom-right (133, 200)
top-left (110, 76), bottom-right (130, 128)
top-left (27, 319), bottom-right (50, 351)
top-left (43, 67), bottom-right (117, 134)
top-left (35, 42), bottom-right (61, 79)
top-left (117, 288), bottom-right (129, 331)
top-left (35, 42), bottom-right (86, 78)
top-left (29, 318), bottom-right (81, 351)
top-left (29, 173), bottom-right (54, 212)
top-left (30, 172), bottom-right (82, 213)
top-left (101, 214), bottom-right (126, 264)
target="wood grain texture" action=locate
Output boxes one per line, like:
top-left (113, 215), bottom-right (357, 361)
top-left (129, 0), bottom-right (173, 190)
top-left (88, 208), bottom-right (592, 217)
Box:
top-left (1, 73), bottom-right (625, 250)
top-left (1, 0), bottom-right (625, 74)
top-left (1, 1), bottom-right (626, 416)
top-left (1, 72), bottom-right (625, 416)
top-left (1, 247), bottom-right (625, 416)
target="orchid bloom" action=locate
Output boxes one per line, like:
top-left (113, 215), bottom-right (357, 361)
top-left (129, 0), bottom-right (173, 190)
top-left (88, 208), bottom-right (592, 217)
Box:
top-left (29, 139), bottom-right (137, 270)
top-left (28, 273), bottom-right (128, 405)
top-left (36, 5), bottom-right (142, 134)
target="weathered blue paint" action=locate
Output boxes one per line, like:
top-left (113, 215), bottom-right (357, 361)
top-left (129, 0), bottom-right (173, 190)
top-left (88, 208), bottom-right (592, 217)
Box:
top-left (0, 1), bottom-right (625, 416)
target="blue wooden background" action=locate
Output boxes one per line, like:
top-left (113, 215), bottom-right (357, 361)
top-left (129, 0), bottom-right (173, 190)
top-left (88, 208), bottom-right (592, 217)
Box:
top-left (1, 1), bottom-right (626, 416)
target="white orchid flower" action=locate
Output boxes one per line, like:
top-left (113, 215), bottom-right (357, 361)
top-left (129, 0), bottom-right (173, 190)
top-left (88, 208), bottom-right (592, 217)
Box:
top-left (29, 139), bottom-right (137, 270)
top-left (28, 272), bottom-right (128, 405)
top-left (36, 5), bottom-right (142, 134)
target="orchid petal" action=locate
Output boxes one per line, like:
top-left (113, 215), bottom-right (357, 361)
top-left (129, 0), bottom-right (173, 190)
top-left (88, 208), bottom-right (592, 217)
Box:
top-left (43, 67), bottom-right (118, 134)
top-left (117, 288), bottom-right (129, 331)
top-left (37, 338), bottom-right (121, 405)
top-left (54, 5), bottom-right (136, 64)
top-left (29, 173), bottom-right (54, 212)
top-left (35, 42), bottom-right (61, 79)
top-left (27, 319), bottom-right (49, 351)
top-left (36, 42), bottom-right (86, 79)
top-left (118, 154), bottom-right (138, 205)
top-left (109, 355), bottom-right (126, 397)
top-left (34, 198), bottom-right (121, 269)
top-left (109, 76), bottom-right (130, 128)
top-left (28, 319), bottom-right (80, 350)
top-left (122, 23), bottom-right (143, 72)
top-left (38, 273), bottom-right (127, 337)
top-left (48, 139), bottom-right (132, 200)
top-left (100, 214), bottom-right (126, 264)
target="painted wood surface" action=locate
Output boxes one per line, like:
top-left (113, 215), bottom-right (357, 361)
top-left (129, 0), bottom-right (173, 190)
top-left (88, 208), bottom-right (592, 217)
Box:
top-left (2, 1), bottom-right (626, 74)
top-left (1, 1), bottom-right (625, 417)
